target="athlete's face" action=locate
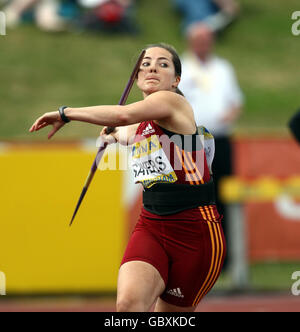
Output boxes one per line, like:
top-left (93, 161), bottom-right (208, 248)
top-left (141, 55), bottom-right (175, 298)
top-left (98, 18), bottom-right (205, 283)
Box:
top-left (137, 47), bottom-right (180, 97)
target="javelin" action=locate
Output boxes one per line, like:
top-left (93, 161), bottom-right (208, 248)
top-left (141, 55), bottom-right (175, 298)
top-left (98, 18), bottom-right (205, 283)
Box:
top-left (69, 49), bottom-right (146, 226)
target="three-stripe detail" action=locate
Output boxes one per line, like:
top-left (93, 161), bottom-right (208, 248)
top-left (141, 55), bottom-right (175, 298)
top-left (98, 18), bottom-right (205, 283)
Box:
top-left (192, 216), bottom-right (225, 306)
top-left (174, 146), bottom-right (204, 185)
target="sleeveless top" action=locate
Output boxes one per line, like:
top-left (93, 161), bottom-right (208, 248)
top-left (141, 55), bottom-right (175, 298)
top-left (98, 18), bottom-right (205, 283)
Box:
top-left (131, 120), bottom-right (212, 188)
top-left (130, 120), bottom-right (219, 216)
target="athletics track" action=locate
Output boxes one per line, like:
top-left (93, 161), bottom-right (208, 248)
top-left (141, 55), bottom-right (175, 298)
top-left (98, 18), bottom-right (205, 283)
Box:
top-left (0, 293), bottom-right (299, 312)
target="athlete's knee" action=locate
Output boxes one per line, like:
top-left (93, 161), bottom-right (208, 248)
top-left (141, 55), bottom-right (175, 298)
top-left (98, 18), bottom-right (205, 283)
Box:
top-left (116, 295), bottom-right (148, 312)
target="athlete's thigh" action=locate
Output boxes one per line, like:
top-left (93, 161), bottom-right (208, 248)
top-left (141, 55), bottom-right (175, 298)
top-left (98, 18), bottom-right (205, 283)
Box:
top-left (117, 261), bottom-right (166, 310)
top-left (154, 298), bottom-right (196, 313)
top-left (121, 219), bottom-right (169, 286)
top-left (118, 223), bottom-right (169, 310)
top-left (160, 221), bottom-right (226, 308)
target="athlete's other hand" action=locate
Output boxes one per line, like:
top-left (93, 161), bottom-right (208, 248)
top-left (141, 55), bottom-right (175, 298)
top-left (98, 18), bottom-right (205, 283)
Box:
top-left (99, 126), bottom-right (117, 145)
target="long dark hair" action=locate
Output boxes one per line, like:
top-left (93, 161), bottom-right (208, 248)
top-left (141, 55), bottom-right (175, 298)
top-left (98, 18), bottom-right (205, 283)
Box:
top-left (144, 43), bottom-right (184, 96)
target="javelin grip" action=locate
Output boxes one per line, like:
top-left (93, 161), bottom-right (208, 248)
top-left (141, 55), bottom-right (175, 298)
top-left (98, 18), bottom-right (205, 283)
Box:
top-left (69, 50), bottom-right (146, 226)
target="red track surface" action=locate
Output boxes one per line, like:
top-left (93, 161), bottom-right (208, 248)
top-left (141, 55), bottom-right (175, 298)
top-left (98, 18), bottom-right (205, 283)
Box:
top-left (197, 294), bottom-right (300, 312)
top-left (0, 294), bottom-right (299, 312)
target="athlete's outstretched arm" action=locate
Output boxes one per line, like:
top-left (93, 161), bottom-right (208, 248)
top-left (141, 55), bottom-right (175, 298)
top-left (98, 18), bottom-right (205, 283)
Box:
top-left (29, 91), bottom-right (184, 139)
top-left (63, 91), bottom-right (180, 126)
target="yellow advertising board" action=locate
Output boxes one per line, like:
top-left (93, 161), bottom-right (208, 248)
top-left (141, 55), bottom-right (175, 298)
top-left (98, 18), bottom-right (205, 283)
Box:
top-left (0, 144), bottom-right (126, 294)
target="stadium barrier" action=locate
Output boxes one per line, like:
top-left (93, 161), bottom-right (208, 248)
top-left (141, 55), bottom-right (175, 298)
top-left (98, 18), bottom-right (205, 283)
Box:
top-left (218, 136), bottom-right (300, 289)
top-left (220, 176), bottom-right (300, 289)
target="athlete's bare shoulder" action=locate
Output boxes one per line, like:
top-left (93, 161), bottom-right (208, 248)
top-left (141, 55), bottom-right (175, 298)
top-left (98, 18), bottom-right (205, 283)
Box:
top-left (145, 90), bottom-right (190, 111)
top-left (150, 91), bottom-right (195, 134)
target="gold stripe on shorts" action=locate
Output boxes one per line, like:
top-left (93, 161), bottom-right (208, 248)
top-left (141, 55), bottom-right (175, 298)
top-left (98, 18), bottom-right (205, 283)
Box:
top-left (193, 221), bottom-right (224, 306)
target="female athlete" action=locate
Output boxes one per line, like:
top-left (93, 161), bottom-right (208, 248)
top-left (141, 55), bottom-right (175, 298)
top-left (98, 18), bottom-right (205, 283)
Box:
top-left (30, 43), bottom-right (226, 312)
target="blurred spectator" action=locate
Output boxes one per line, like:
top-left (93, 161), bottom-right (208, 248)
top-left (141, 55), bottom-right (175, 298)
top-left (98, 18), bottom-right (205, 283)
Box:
top-left (1, 0), bottom-right (137, 34)
top-left (289, 109), bottom-right (300, 144)
top-left (179, 22), bottom-right (244, 269)
top-left (2, 0), bottom-right (78, 32)
top-left (172, 0), bottom-right (240, 34)
top-left (79, 0), bottom-right (138, 34)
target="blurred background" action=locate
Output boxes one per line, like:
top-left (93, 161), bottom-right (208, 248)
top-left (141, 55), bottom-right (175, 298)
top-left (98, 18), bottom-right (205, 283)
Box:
top-left (0, 0), bottom-right (300, 312)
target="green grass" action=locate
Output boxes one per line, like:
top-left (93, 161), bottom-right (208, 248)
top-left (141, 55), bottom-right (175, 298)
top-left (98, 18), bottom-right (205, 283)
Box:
top-left (1, 0), bottom-right (300, 140)
top-left (215, 261), bottom-right (300, 292)
top-left (250, 261), bottom-right (300, 291)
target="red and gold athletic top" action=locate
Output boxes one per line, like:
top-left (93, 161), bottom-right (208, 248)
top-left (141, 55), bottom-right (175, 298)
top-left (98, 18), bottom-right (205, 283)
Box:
top-left (131, 120), bottom-right (220, 218)
top-left (131, 120), bottom-right (211, 188)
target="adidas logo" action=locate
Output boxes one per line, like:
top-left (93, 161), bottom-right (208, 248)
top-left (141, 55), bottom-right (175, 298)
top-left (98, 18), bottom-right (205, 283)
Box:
top-left (142, 123), bottom-right (155, 136)
top-left (167, 288), bottom-right (184, 298)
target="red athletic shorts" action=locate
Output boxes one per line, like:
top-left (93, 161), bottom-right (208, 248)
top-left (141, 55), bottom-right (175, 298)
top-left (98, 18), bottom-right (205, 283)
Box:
top-left (121, 206), bottom-right (226, 307)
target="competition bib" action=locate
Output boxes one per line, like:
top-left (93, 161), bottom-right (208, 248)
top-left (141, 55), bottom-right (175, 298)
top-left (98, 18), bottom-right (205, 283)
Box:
top-left (131, 135), bottom-right (178, 188)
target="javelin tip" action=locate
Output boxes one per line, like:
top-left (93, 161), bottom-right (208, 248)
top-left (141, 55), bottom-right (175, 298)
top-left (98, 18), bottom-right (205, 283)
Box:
top-left (69, 187), bottom-right (88, 227)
